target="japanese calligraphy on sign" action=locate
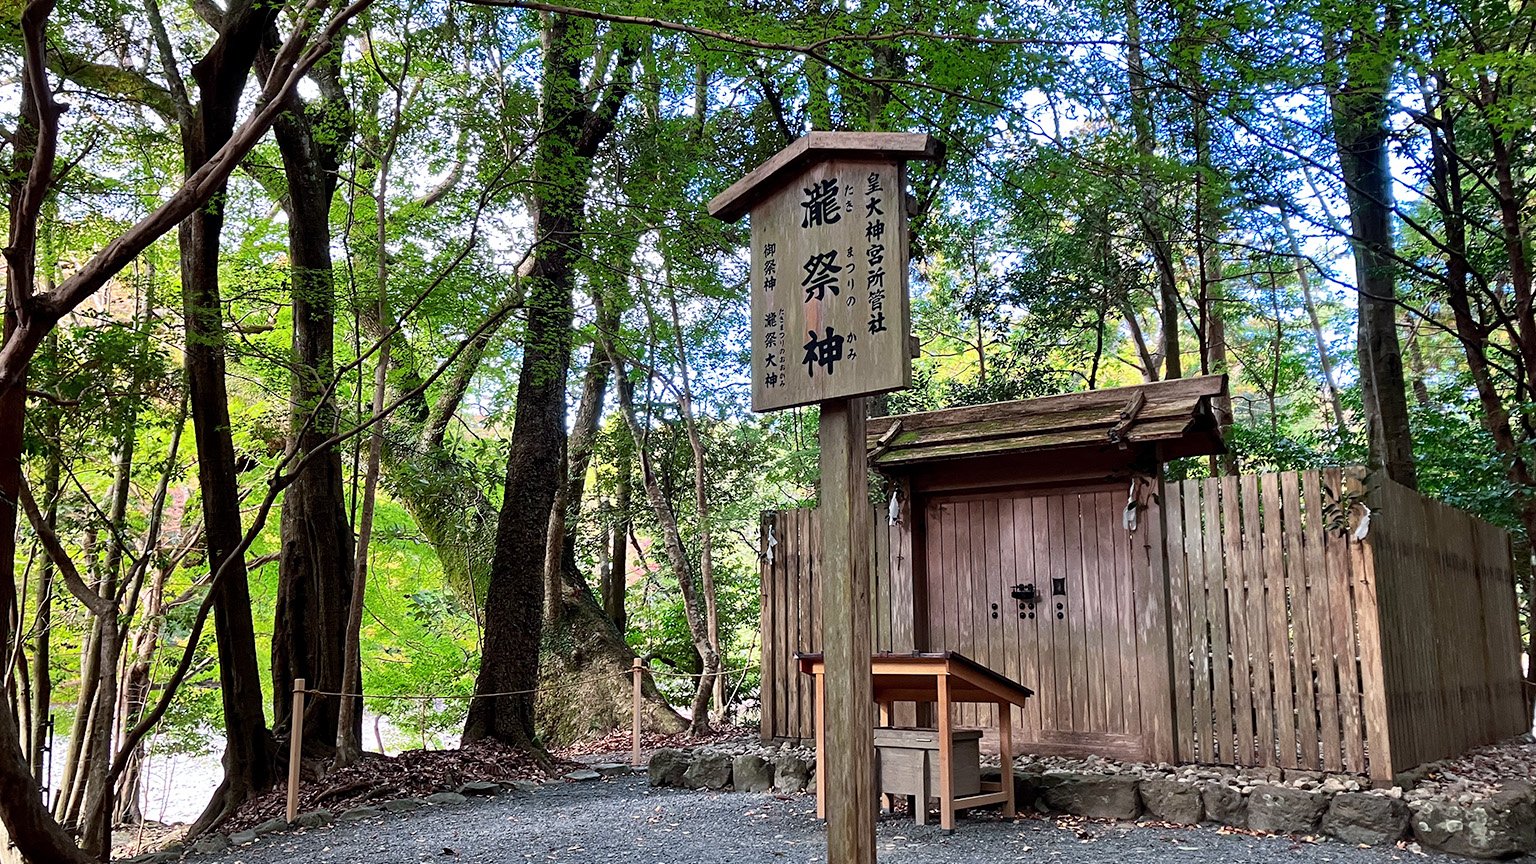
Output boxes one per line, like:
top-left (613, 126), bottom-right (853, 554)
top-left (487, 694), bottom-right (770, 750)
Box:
top-left (745, 159), bottom-right (911, 412)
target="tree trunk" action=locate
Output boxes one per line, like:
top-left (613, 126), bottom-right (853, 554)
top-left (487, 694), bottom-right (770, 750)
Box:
top-left (1327, 9), bottom-right (1415, 487)
top-left (270, 50), bottom-right (356, 756)
top-left (1280, 211), bottom-right (1349, 434)
top-left (1405, 320), bottom-right (1431, 407)
top-left (1125, 0), bottom-right (1181, 380)
top-left (27, 402), bottom-right (57, 786)
top-left (337, 89), bottom-right (396, 769)
top-left (543, 348), bottom-right (607, 626)
top-left (602, 324), bottom-right (718, 736)
top-left (179, 0), bottom-right (284, 832)
top-left (464, 15), bottom-right (602, 750)
top-left (604, 444), bottom-right (631, 632)
top-left (666, 289), bottom-right (722, 718)
top-left (76, 298), bottom-right (149, 854)
top-left (0, 10), bottom-right (84, 852)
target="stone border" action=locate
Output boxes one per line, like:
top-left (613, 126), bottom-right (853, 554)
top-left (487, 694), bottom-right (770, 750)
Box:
top-left (119, 767), bottom-right (635, 863)
top-left (647, 746), bottom-right (1536, 860)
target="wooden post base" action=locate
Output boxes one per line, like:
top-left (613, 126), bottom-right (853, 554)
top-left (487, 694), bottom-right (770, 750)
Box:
top-left (818, 397), bottom-right (875, 864)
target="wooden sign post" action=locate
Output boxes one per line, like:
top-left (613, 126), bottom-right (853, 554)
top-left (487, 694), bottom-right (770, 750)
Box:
top-left (709, 132), bottom-right (940, 864)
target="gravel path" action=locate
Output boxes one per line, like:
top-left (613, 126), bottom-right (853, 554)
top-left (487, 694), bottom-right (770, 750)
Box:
top-left (189, 775), bottom-right (1502, 864)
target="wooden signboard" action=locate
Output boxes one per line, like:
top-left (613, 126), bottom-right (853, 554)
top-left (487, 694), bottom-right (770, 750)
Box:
top-left (709, 131), bottom-right (940, 864)
top-left (746, 160), bottom-right (910, 411)
top-left (710, 132), bottom-right (938, 412)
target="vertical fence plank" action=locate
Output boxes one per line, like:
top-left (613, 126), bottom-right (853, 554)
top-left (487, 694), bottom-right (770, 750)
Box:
top-left (1067, 494), bottom-right (1091, 733)
top-left (1034, 496), bottom-right (1057, 737)
top-left (1182, 480), bottom-right (1212, 762)
top-left (891, 491), bottom-right (916, 655)
top-left (998, 498), bottom-right (1023, 742)
top-left (1280, 471), bottom-right (1319, 769)
top-left (1322, 468), bottom-right (1365, 773)
top-left (1454, 507), bottom-right (1489, 755)
top-left (1202, 478), bottom-right (1234, 764)
top-left (1139, 484), bottom-right (1177, 763)
top-left (1349, 469), bottom-right (1393, 781)
top-left (1048, 494), bottom-right (1071, 734)
top-left (1240, 474), bottom-right (1273, 766)
top-left (798, 509), bottom-right (814, 738)
top-left (1164, 480), bottom-right (1195, 763)
top-left (1081, 493), bottom-right (1107, 734)
top-left (1102, 492), bottom-right (1128, 736)
top-left (957, 501), bottom-right (977, 729)
top-left (874, 513), bottom-right (890, 652)
top-left (1013, 495), bottom-right (1038, 737)
top-left (760, 514), bottom-right (776, 739)
top-left (1301, 471), bottom-right (1342, 772)
top-left (980, 498), bottom-right (1001, 732)
top-left (1260, 473), bottom-right (1298, 768)
top-left (1222, 474), bottom-right (1254, 766)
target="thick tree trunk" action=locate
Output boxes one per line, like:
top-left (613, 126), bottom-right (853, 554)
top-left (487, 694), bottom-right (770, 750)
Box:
top-left (1328, 12), bottom-right (1416, 488)
top-left (464, 15), bottom-right (590, 750)
top-left (269, 54), bottom-right (356, 756)
top-left (179, 0), bottom-right (284, 832)
top-left (536, 296), bottom-right (686, 747)
top-left (0, 12), bottom-right (84, 852)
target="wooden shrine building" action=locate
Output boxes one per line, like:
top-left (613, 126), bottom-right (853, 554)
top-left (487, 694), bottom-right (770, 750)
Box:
top-left (758, 376), bottom-right (1530, 782)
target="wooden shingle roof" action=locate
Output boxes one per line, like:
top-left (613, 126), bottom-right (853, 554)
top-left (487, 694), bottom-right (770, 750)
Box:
top-left (866, 375), bottom-right (1228, 468)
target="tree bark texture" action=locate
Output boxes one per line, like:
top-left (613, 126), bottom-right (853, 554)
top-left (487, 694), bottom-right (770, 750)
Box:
top-left (179, 0), bottom-right (283, 832)
top-left (464, 15), bottom-right (629, 748)
top-left (1327, 8), bottom-right (1416, 488)
top-left (1125, 0), bottom-right (1181, 380)
top-left (270, 49), bottom-right (357, 756)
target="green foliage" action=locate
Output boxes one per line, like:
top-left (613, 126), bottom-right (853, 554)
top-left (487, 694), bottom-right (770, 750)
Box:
top-left (15, 0), bottom-right (1536, 783)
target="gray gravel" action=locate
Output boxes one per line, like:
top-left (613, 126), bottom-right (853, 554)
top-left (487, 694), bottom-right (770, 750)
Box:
top-left (188, 775), bottom-right (1515, 863)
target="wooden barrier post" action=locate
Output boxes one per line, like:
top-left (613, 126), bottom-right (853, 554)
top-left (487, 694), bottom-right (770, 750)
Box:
top-left (819, 396), bottom-right (876, 863)
top-left (631, 658), bottom-right (644, 767)
top-left (286, 678), bottom-right (305, 824)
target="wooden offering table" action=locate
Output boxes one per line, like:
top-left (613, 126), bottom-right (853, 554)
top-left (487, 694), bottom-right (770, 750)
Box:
top-left (797, 652), bottom-right (1034, 830)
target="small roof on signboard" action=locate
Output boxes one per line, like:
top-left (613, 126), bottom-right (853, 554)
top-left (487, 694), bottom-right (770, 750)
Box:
top-left (707, 131), bottom-right (943, 223)
top-left (865, 375), bottom-right (1229, 469)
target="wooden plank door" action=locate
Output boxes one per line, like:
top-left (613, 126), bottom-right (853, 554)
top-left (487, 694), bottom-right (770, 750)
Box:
top-left (923, 489), bottom-right (1166, 762)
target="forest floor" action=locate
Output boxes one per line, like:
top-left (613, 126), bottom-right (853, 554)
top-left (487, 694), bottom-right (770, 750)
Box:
top-left (115, 728), bottom-right (758, 857)
top-left (182, 773), bottom-right (1504, 864)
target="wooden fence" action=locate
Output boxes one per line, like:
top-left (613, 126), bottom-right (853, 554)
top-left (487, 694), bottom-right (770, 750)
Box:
top-left (1365, 478), bottom-right (1528, 773)
top-left (758, 507), bottom-right (914, 741)
top-left (1164, 468), bottom-right (1376, 773)
top-left (760, 468), bottom-right (1529, 778)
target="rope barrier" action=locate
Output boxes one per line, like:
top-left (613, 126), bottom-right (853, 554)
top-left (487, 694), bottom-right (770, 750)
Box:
top-left (646, 664), bottom-right (758, 680)
top-left (295, 663), bottom-right (760, 701)
top-left (300, 672), bottom-right (626, 701)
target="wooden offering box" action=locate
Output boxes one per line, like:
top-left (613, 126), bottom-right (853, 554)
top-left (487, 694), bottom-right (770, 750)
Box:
top-left (874, 727), bottom-right (981, 825)
top-left (797, 652), bottom-right (1032, 830)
